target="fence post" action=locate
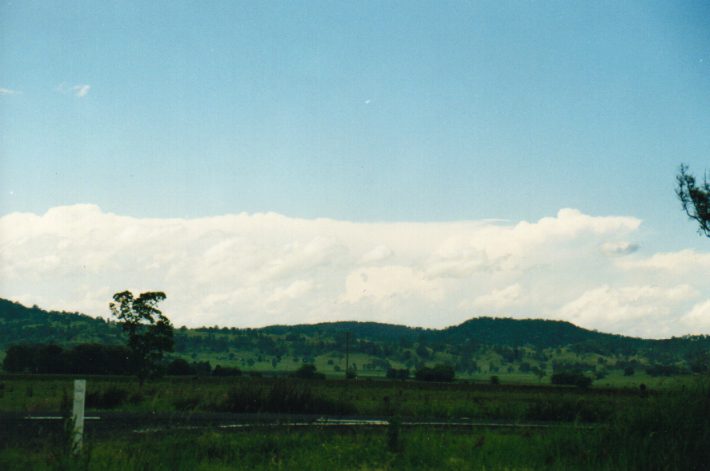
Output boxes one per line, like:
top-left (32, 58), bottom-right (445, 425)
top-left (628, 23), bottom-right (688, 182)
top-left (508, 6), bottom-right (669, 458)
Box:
top-left (72, 379), bottom-right (86, 453)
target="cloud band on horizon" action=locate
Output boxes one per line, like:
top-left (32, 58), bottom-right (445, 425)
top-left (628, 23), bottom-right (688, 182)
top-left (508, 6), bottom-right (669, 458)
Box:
top-left (1, 204), bottom-right (708, 338)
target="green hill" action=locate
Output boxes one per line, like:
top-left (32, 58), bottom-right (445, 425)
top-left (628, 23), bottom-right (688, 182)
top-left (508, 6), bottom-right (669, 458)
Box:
top-left (3, 297), bottom-right (710, 380)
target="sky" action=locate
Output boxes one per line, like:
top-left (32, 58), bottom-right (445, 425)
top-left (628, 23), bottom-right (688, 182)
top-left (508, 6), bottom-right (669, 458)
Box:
top-left (1, 1), bottom-right (709, 337)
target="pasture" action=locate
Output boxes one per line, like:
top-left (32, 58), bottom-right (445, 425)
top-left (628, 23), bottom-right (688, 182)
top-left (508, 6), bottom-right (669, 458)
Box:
top-left (2, 374), bottom-right (709, 470)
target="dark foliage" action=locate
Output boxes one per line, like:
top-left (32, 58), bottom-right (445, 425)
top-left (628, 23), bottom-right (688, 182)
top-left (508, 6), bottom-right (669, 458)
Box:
top-left (166, 358), bottom-right (193, 375)
top-left (217, 381), bottom-right (355, 415)
top-left (676, 164), bottom-right (710, 237)
top-left (386, 367), bottom-right (409, 380)
top-left (3, 343), bottom-right (130, 374)
top-left (292, 364), bottom-right (325, 380)
top-left (110, 291), bottom-right (174, 384)
top-left (213, 365), bottom-right (242, 377)
top-left (551, 372), bottom-right (593, 389)
top-left (414, 364), bottom-right (455, 382)
top-left (645, 363), bottom-right (688, 377)
top-left (86, 386), bottom-right (129, 409)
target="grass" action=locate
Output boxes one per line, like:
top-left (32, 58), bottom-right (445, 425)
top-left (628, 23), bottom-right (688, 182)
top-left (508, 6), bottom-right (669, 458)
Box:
top-left (0, 426), bottom-right (604, 471)
top-left (3, 375), bottom-right (709, 470)
top-left (0, 374), bottom-right (648, 422)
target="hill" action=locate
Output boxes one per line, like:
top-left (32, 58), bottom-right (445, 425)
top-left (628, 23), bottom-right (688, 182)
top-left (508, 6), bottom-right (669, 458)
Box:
top-left (3, 297), bottom-right (710, 379)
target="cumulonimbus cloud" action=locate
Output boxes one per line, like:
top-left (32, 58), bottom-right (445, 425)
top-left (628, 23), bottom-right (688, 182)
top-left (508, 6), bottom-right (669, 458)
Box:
top-left (0, 204), bottom-right (708, 338)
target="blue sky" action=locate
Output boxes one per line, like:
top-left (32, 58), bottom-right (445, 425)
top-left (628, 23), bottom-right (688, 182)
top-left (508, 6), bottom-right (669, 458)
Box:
top-left (1, 1), bottom-right (709, 333)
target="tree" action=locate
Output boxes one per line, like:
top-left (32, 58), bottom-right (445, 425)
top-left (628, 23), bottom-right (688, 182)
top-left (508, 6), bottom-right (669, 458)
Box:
top-left (676, 164), bottom-right (710, 237)
top-left (109, 291), bottom-right (174, 385)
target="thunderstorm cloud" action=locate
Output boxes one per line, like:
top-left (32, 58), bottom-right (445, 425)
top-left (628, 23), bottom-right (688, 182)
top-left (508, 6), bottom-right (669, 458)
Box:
top-left (1, 205), bottom-right (708, 338)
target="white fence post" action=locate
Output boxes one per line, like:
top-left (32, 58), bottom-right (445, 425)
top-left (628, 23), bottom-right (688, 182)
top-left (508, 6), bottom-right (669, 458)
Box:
top-left (72, 379), bottom-right (86, 453)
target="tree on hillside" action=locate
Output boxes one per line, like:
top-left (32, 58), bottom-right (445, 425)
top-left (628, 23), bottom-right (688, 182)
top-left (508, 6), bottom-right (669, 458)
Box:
top-left (676, 164), bottom-right (710, 237)
top-left (109, 291), bottom-right (173, 385)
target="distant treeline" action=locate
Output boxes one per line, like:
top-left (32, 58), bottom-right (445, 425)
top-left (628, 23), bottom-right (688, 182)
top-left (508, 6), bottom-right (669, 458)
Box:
top-left (1, 343), bottom-right (235, 377)
top-left (3, 344), bottom-right (132, 375)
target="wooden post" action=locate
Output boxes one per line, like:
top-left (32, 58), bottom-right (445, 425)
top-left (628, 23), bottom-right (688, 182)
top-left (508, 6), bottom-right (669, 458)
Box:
top-left (72, 379), bottom-right (86, 453)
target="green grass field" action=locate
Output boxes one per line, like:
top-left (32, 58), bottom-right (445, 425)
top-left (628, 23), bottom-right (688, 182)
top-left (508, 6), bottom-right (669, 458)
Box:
top-left (1, 374), bottom-right (651, 422)
top-left (2, 374), bottom-right (709, 470)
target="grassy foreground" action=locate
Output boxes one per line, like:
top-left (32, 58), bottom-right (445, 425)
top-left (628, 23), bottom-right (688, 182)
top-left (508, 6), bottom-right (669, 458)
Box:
top-left (0, 427), bottom-right (614, 471)
top-left (1, 375), bottom-right (648, 423)
top-left (2, 375), bottom-right (710, 470)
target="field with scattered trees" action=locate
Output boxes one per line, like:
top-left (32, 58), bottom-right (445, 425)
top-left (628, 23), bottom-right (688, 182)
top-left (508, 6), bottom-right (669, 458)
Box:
top-left (2, 298), bottom-right (710, 469)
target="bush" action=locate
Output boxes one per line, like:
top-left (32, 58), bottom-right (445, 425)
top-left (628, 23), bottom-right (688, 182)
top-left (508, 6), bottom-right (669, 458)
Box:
top-left (86, 387), bottom-right (128, 409)
top-left (645, 364), bottom-right (686, 377)
top-left (213, 365), bottom-right (242, 377)
top-left (551, 372), bottom-right (592, 389)
top-left (292, 364), bottom-right (325, 380)
top-left (217, 381), bottom-right (355, 415)
top-left (167, 358), bottom-right (193, 375)
top-left (414, 364), bottom-right (455, 382)
top-left (386, 368), bottom-right (409, 380)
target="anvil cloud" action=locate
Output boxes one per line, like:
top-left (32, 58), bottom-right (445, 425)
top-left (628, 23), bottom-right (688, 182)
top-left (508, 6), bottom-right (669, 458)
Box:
top-left (1, 205), bottom-right (708, 338)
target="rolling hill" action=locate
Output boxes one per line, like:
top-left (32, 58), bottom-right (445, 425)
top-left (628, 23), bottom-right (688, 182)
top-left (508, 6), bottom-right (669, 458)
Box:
top-left (2, 297), bottom-right (709, 378)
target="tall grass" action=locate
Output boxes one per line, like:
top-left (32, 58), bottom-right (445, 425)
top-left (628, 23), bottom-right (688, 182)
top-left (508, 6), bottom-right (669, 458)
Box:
top-left (602, 380), bottom-right (710, 470)
top-left (0, 428), bottom-right (589, 471)
top-left (542, 378), bottom-right (710, 470)
top-left (216, 380), bottom-right (356, 415)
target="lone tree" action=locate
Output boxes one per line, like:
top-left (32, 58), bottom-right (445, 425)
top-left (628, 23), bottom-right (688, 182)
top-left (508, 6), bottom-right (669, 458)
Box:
top-left (676, 164), bottom-right (710, 237)
top-left (110, 291), bottom-right (174, 385)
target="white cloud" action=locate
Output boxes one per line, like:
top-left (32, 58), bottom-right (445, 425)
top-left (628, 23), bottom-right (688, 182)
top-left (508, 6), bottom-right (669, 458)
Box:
top-left (0, 204), bottom-right (707, 337)
top-left (618, 249), bottom-right (710, 273)
top-left (56, 83), bottom-right (91, 97)
top-left (680, 300), bottom-right (710, 333)
top-left (472, 284), bottom-right (523, 311)
top-left (0, 87), bottom-right (20, 95)
top-left (360, 245), bottom-right (393, 264)
top-left (556, 285), bottom-right (699, 338)
top-left (73, 84), bottom-right (91, 97)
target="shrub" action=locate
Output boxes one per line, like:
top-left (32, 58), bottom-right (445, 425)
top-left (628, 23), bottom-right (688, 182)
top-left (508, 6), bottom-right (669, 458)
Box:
top-left (86, 386), bottom-right (128, 409)
top-left (293, 364), bottom-right (325, 380)
top-left (645, 364), bottom-right (686, 377)
top-left (415, 364), bottom-right (455, 382)
top-left (386, 368), bottom-right (409, 380)
top-left (551, 372), bottom-right (592, 389)
top-left (213, 365), bottom-right (242, 377)
top-left (217, 381), bottom-right (355, 415)
top-left (167, 358), bottom-right (193, 375)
